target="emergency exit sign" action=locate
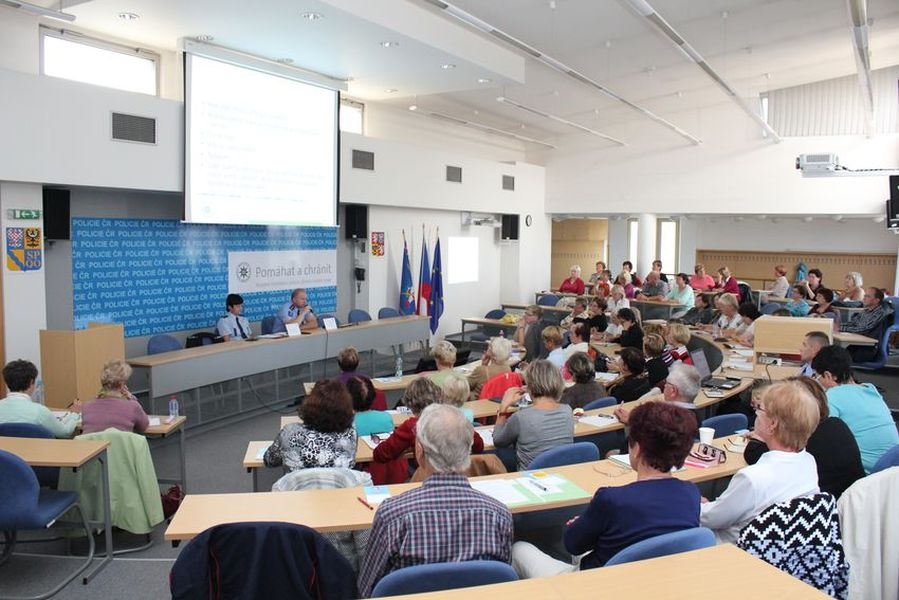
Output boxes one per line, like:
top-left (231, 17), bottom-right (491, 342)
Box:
top-left (6, 209), bottom-right (41, 220)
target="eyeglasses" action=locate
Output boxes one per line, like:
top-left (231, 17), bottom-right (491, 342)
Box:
top-left (750, 402), bottom-right (766, 413)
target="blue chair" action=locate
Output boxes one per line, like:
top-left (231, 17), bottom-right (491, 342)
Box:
top-left (584, 397), bottom-right (617, 411)
top-left (473, 309), bottom-right (507, 342)
top-left (701, 413), bottom-right (748, 438)
top-left (348, 309), bottom-right (372, 324)
top-left (0, 449), bottom-right (94, 595)
top-left (760, 303), bottom-right (782, 315)
top-left (378, 307), bottom-right (400, 319)
top-left (604, 527), bottom-right (716, 566)
top-left (537, 294), bottom-right (560, 307)
top-left (316, 314), bottom-right (341, 328)
top-left (528, 442), bottom-right (599, 470)
top-left (871, 444), bottom-right (899, 473)
top-left (260, 315), bottom-right (286, 334)
top-left (147, 334), bottom-right (181, 354)
top-left (0, 423), bottom-right (59, 489)
top-left (854, 297), bottom-right (899, 371)
top-left (370, 560), bottom-right (518, 597)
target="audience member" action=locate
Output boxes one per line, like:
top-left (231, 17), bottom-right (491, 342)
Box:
top-left (767, 265), bottom-right (790, 298)
top-left (515, 305), bottom-right (550, 362)
top-left (558, 265), bottom-right (586, 295)
top-left (637, 271), bottom-right (668, 301)
top-left (666, 322), bottom-right (693, 364)
top-left (440, 372), bottom-right (474, 423)
top-left (681, 293), bottom-right (716, 326)
top-left (835, 271), bottom-right (864, 306)
top-left (650, 259), bottom-right (669, 283)
top-left (511, 402), bottom-right (699, 576)
top-left (621, 260), bottom-right (641, 287)
top-left (357, 404), bottom-right (513, 597)
top-left (715, 267), bottom-right (740, 295)
top-left (784, 284), bottom-right (812, 316)
top-left (604, 347), bottom-right (651, 402)
top-left (426, 340), bottom-right (457, 386)
top-left (665, 273), bottom-right (695, 317)
top-left (216, 293), bottom-right (251, 341)
top-left (609, 308), bottom-right (643, 350)
top-left (840, 287), bottom-right (892, 361)
top-left (564, 323), bottom-right (590, 359)
top-left (797, 268), bottom-right (824, 301)
top-left (493, 360), bottom-right (575, 470)
top-left (335, 346), bottom-right (362, 384)
top-left (808, 288), bottom-right (839, 324)
top-left (579, 296), bottom-right (608, 336)
top-left (560, 352), bottom-right (606, 410)
top-left (593, 269), bottom-right (612, 297)
top-left (587, 261), bottom-right (607, 286)
top-left (690, 264), bottom-right (716, 291)
top-left (542, 326), bottom-right (566, 369)
top-left (604, 285), bottom-right (631, 336)
top-left (743, 376), bottom-right (864, 499)
top-left (561, 296), bottom-right (589, 329)
top-left (468, 336), bottom-right (513, 400)
top-left (733, 303), bottom-right (761, 345)
top-left (797, 331), bottom-right (829, 377)
top-left (0, 359), bottom-right (80, 437)
top-left (347, 376), bottom-right (393, 437)
top-left (279, 288), bottom-right (318, 330)
top-left (704, 292), bottom-right (742, 334)
top-left (264, 380), bottom-right (357, 471)
top-left (811, 345), bottom-right (899, 472)
top-left (615, 271), bottom-right (636, 299)
top-left (81, 359), bottom-right (149, 434)
top-left (613, 362), bottom-right (702, 424)
top-left (642, 333), bottom-right (669, 388)
top-left (700, 380), bottom-right (820, 543)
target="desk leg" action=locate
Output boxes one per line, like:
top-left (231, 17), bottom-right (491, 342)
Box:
top-left (178, 426), bottom-right (188, 493)
top-left (82, 449), bottom-right (113, 584)
top-left (250, 467), bottom-right (259, 493)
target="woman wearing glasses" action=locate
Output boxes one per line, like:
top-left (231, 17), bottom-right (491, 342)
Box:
top-left (700, 381), bottom-right (820, 543)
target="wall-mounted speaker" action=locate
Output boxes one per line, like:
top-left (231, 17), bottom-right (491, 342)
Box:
top-left (111, 112), bottom-right (156, 144)
top-left (502, 175), bottom-right (515, 191)
top-left (42, 188), bottom-right (71, 240)
top-left (446, 165), bottom-right (462, 183)
top-left (344, 204), bottom-right (368, 240)
top-left (890, 175), bottom-right (899, 201)
top-left (501, 214), bottom-right (519, 241)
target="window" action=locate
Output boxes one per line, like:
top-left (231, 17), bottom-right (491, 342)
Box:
top-left (627, 219), bottom-right (639, 267)
top-left (656, 219), bottom-right (679, 274)
top-left (340, 98), bottom-right (364, 134)
top-left (41, 28), bottom-right (158, 95)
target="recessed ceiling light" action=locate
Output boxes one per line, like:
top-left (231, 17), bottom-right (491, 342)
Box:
top-left (301, 11), bottom-right (323, 20)
top-left (408, 104), bottom-right (418, 111)
top-left (117, 12), bottom-right (140, 21)
top-left (441, 63), bottom-right (456, 70)
top-left (477, 77), bottom-right (491, 84)
top-left (196, 34), bottom-right (214, 42)
top-left (380, 41), bottom-right (400, 48)
top-left (276, 58), bottom-right (294, 64)
top-left (385, 88), bottom-right (398, 93)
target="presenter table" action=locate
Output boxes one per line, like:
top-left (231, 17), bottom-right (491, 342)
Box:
top-left (128, 316), bottom-right (430, 421)
top-left (0, 436), bottom-right (113, 583)
top-left (389, 545), bottom-right (829, 599)
top-left (168, 434), bottom-right (746, 542)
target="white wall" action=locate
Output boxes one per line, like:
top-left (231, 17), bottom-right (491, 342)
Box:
top-left (0, 182), bottom-right (46, 367)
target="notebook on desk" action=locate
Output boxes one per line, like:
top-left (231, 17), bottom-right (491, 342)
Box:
top-left (691, 349), bottom-right (740, 389)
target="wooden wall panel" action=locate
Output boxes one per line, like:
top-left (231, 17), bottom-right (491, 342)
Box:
top-left (551, 220), bottom-right (607, 287)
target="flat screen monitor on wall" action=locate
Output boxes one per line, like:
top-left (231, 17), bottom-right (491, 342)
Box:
top-left (184, 49), bottom-right (339, 227)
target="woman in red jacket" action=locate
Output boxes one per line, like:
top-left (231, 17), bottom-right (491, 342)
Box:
top-left (557, 265), bottom-right (586, 295)
top-left (715, 266), bottom-right (740, 295)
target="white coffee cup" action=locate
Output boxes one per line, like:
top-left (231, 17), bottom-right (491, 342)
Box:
top-left (698, 427), bottom-right (715, 445)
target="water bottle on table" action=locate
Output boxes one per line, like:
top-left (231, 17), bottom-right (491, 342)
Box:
top-left (168, 395), bottom-right (179, 421)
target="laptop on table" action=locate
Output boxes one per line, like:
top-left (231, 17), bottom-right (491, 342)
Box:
top-left (690, 349), bottom-right (740, 390)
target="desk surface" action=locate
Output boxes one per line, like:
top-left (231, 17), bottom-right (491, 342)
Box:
top-left (390, 545), bottom-right (828, 599)
top-left (833, 331), bottom-right (879, 346)
top-left (170, 435), bottom-right (745, 540)
top-left (0, 436), bottom-right (109, 468)
top-left (502, 302), bottom-right (570, 314)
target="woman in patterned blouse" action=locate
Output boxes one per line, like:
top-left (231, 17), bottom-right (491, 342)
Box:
top-left (264, 379), bottom-right (357, 471)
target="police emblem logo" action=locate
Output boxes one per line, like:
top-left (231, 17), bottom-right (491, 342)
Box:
top-left (237, 262), bottom-right (251, 282)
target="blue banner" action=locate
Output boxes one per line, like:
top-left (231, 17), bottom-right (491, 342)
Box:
top-left (72, 218), bottom-right (337, 337)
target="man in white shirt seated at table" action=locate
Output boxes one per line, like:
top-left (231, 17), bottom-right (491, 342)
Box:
top-left (613, 363), bottom-right (702, 425)
top-left (0, 359), bottom-right (81, 437)
top-left (357, 404), bottom-right (513, 597)
top-left (278, 288), bottom-right (319, 331)
top-left (216, 293), bottom-right (251, 341)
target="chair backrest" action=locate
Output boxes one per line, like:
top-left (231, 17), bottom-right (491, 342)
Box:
top-left (185, 331), bottom-right (219, 348)
top-left (484, 309), bottom-right (506, 320)
top-left (537, 294), bottom-right (560, 306)
top-left (0, 449), bottom-right (40, 524)
top-left (737, 282), bottom-right (752, 304)
top-left (604, 527), bottom-right (716, 567)
top-left (583, 396), bottom-right (617, 410)
top-left (528, 442), bottom-right (599, 470)
top-left (147, 334), bottom-right (181, 354)
top-left (701, 413), bottom-right (748, 438)
top-left (261, 315), bottom-right (287, 335)
top-left (348, 309), bottom-right (372, 324)
top-left (479, 371), bottom-right (524, 400)
top-left (737, 492), bottom-right (848, 597)
top-left (871, 444), bottom-right (899, 473)
top-left (0, 423), bottom-right (59, 488)
top-left (378, 307), bottom-right (400, 319)
top-left (371, 560), bottom-right (518, 597)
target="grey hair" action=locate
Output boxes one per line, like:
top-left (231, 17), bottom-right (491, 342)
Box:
top-left (666, 362), bottom-right (701, 403)
top-left (416, 404), bottom-right (473, 474)
top-left (440, 372), bottom-right (470, 408)
top-left (845, 271), bottom-right (863, 287)
top-left (523, 359), bottom-right (564, 400)
top-left (401, 378), bottom-right (443, 415)
top-left (431, 340), bottom-right (457, 367)
top-left (488, 336), bottom-right (513, 363)
top-left (717, 292), bottom-right (739, 310)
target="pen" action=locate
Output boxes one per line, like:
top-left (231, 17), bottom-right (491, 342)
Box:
top-left (357, 496), bottom-right (374, 510)
top-left (527, 479), bottom-right (549, 492)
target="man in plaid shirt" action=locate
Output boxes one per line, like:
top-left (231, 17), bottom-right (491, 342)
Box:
top-left (840, 287), bottom-right (893, 361)
top-left (357, 404), bottom-right (513, 597)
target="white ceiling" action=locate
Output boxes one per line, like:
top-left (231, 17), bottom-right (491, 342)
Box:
top-left (50, 0), bottom-right (899, 149)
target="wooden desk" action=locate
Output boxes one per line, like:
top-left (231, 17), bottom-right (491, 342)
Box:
top-left (460, 317), bottom-right (519, 344)
top-left (168, 434), bottom-right (746, 542)
top-left (629, 298), bottom-right (687, 320)
top-left (501, 302), bottom-right (569, 315)
top-left (128, 316), bottom-right (430, 415)
top-left (389, 545), bottom-right (828, 599)
top-left (144, 415), bottom-right (189, 492)
top-left (833, 331), bottom-right (878, 347)
top-left (0, 436), bottom-right (114, 583)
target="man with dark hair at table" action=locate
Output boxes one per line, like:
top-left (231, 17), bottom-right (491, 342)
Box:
top-left (840, 287), bottom-right (893, 362)
top-left (798, 331), bottom-right (830, 377)
top-left (357, 404), bottom-right (513, 597)
top-left (216, 293), bottom-right (251, 341)
top-left (0, 359), bottom-right (80, 437)
top-left (278, 288), bottom-right (319, 331)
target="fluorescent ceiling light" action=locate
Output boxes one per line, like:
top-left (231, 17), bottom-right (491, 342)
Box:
top-left (0, 0), bottom-right (75, 21)
top-left (496, 96), bottom-right (624, 145)
top-left (411, 107), bottom-right (555, 149)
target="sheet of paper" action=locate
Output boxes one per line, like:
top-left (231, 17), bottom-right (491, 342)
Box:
top-left (518, 475), bottom-right (562, 496)
top-left (255, 446), bottom-right (267, 459)
top-left (374, 376), bottom-right (402, 383)
top-left (360, 435), bottom-right (385, 450)
top-left (579, 415), bottom-right (618, 429)
top-left (470, 480), bottom-right (531, 505)
top-left (609, 453), bottom-right (632, 468)
top-left (595, 372), bottom-right (619, 382)
top-left (364, 485), bottom-right (392, 505)
top-left (727, 360), bottom-right (754, 371)
top-left (731, 349), bottom-right (754, 357)
top-left (285, 322), bottom-right (301, 337)
top-left (148, 417), bottom-right (161, 426)
top-left (476, 427), bottom-right (494, 447)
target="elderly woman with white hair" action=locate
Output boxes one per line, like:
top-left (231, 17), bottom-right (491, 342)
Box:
top-left (441, 372), bottom-right (475, 423)
top-left (81, 358), bottom-right (150, 434)
top-left (835, 271), bottom-right (864, 306)
top-left (558, 265), bottom-right (586, 295)
top-left (701, 292), bottom-right (742, 336)
top-left (468, 336), bottom-right (513, 400)
top-left (426, 340), bottom-right (458, 387)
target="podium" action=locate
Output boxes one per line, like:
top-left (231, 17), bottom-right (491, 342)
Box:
top-left (39, 323), bottom-right (125, 409)
top-left (752, 316), bottom-right (833, 357)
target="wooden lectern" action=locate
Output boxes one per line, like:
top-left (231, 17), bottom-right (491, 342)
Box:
top-left (753, 316), bottom-right (833, 358)
top-left (39, 323), bottom-right (125, 409)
